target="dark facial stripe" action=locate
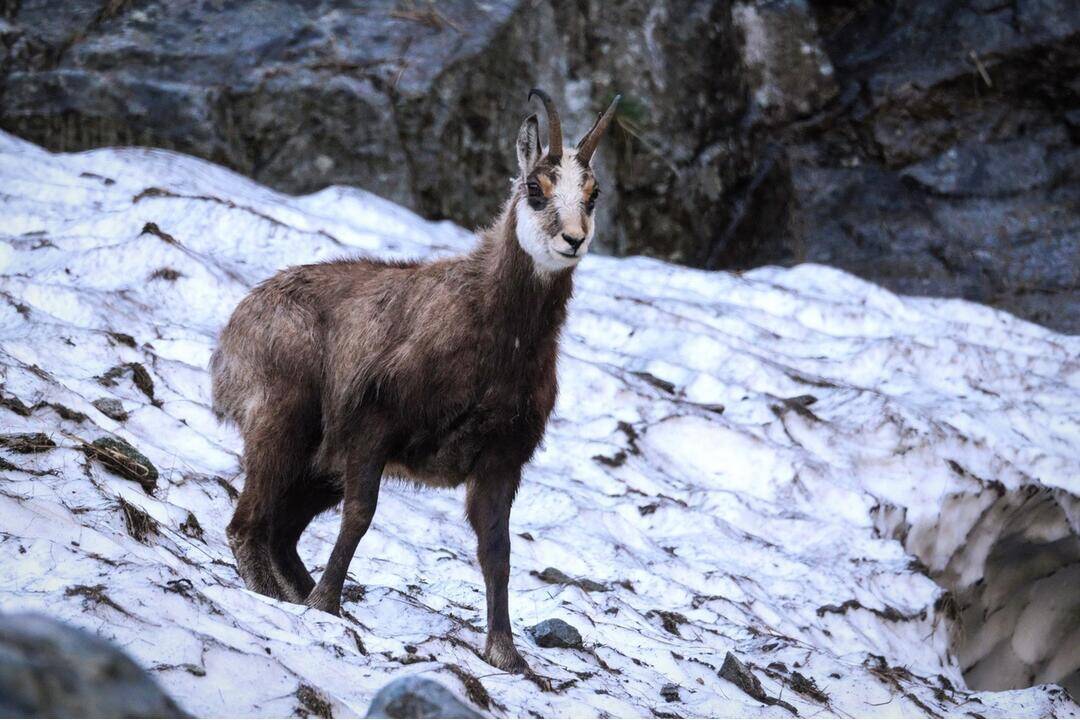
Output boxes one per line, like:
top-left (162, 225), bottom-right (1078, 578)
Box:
top-left (541, 206), bottom-right (562, 236)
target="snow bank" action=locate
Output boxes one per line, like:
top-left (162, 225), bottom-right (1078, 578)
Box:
top-left (1, 130), bottom-right (1077, 718)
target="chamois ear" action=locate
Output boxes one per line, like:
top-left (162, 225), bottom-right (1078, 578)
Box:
top-left (516, 113), bottom-right (542, 175)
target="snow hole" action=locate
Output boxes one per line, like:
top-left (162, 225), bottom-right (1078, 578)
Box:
top-left (877, 485), bottom-right (1080, 696)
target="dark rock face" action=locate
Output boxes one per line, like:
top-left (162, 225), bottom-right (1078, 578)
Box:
top-left (1, 0), bottom-right (1076, 332)
top-left (364, 675), bottom-right (477, 719)
top-left (790, 0), bottom-right (1080, 333)
top-left (0, 612), bottom-right (185, 718)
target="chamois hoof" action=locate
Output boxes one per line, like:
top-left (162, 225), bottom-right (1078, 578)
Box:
top-left (304, 588), bottom-right (341, 617)
top-left (484, 638), bottom-right (530, 674)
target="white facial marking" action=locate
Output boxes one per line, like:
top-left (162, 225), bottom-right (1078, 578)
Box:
top-left (516, 202), bottom-right (569, 274)
top-left (552, 155), bottom-right (587, 239)
top-left (515, 154), bottom-right (595, 275)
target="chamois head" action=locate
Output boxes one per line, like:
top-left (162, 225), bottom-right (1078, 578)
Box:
top-left (514, 88), bottom-right (620, 273)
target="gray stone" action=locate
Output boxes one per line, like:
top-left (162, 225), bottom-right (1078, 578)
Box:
top-left (365, 675), bottom-right (478, 719)
top-left (0, 612), bottom-right (185, 718)
top-left (719, 651), bottom-right (797, 714)
top-left (92, 397), bottom-right (129, 421)
top-left (527, 618), bottom-right (583, 649)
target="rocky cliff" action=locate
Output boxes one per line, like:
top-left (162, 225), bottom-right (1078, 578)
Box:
top-left (2, 0), bottom-right (1077, 332)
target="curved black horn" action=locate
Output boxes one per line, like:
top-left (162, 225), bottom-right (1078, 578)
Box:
top-left (528, 88), bottom-right (562, 161)
top-left (576, 94), bottom-right (621, 165)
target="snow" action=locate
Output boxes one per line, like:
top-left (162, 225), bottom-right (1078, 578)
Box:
top-left (1, 130), bottom-right (1078, 718)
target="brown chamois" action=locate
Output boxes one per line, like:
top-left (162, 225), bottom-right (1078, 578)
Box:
top-left (210, 89), bottom-right (620, 673)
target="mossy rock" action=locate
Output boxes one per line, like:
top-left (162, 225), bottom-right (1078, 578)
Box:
top-left (85, 437), bottom-right (158, 492)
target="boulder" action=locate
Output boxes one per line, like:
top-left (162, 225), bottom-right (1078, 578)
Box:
top-left (0, 612), bottom-right (185, 718)
top-left (365, 675), bottom-right (477, 719)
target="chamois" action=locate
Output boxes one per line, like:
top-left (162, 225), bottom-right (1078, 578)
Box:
top-left (210, 89), bottom-right (620, 673)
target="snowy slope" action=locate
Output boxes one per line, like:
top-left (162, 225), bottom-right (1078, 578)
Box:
top-left (0, 130), bottom-right (1077, 718)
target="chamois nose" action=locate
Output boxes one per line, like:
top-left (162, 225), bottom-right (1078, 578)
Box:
top-left (562, 234), bottom-right (585, 252)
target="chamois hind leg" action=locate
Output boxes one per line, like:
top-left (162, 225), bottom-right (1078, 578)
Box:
top-left (466, 465), bottom-right (528, 674)
top-left (306, 434), bottom-right (387, 616)
top-left (269, 474), bottom-right (342, 603)
top-left (227, 393), bottom-right (317, 601)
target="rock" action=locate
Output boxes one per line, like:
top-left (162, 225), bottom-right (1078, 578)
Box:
top-left (84, 436), bottom-right (159, 492)
top-left (719, 653), bottom-right (766, 700)
top-left (0, 0), bottom-right (777, 275)
top-left (660, 683), bottom-right (681, 702)
top-left (365, 676), bottom-right (478, 719)
top-left (179, 512), bottom-right (204, 541)
top-left (92, 397), bottom-right (129, 422)
top-left (2, 1), bottom-right (1077, 332)
top-left (719, 651), bottom-right (797, 714)
top-left (0, 612), bottom-right (185, 717)
top-left (527, 618), bottom-right (583, 649)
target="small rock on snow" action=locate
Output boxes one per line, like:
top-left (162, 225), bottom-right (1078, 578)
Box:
top-left (92, 398), bottom-right (129, 421)
top-left (528, 618), bottom-right (584, 649)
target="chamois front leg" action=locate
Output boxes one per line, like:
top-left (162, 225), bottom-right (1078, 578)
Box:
top-left (306, 445), bottom-right (385, 616)
top-left (466, 469), bottom-right (529, 674)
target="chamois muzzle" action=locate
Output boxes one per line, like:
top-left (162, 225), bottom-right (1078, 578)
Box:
top-left (528, 88), bottom-right (563, 161)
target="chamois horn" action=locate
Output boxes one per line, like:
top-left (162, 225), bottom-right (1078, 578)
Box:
top-left (576, 94), bottom-right (621, 165)
top-left (528, 88), bottom-right (563, 161)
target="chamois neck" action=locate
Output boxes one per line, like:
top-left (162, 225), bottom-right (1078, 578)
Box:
top-left (466, 197), bottom-right (574, 343)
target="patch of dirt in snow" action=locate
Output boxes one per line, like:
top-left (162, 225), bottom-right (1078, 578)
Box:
top-left (1, 131), bottom-right (1078, 718)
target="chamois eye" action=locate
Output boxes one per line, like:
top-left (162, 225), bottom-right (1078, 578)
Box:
top-left (586, 189), bottom-right (599, 213)
top-left (526, 181), bottom-right (546, 209)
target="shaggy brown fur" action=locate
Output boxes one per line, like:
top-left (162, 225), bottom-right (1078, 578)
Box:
top-left (210, 90), bottom-right (617, 674)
